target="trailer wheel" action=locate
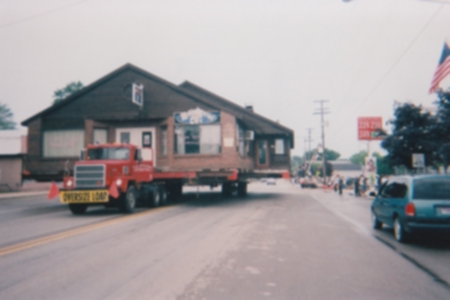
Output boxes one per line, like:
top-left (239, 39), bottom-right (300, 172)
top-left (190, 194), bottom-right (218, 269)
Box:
top-left (119, 185), bottom-right (136, 213)
top-left (69, 204), bottom-right (87, 215)
top-left (222, 182), bottom-right (233, 197)
top-left (237, 182), bottom-right (247, 197)
top-left (151, 186), bottom-right (161, 207)
top-left (160, 186), bottom-right (168, 205)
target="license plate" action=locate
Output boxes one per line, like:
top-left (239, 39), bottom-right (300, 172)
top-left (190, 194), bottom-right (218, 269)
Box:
top-left (440, 207), bottom-right (450, 215)
top-left (60, 190), bottom-right (109, 204)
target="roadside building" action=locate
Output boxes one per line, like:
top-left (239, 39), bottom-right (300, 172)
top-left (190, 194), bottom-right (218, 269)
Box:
top-left (21, 64), bottom-right (294, 182)
top-left (329, 159), bottom-right (363, 185)
top-left (0, 131), bottom-right (27, 191)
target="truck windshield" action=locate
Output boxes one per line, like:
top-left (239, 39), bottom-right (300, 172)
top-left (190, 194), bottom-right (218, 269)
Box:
top-left (87, 148), bottom-right (130, 160)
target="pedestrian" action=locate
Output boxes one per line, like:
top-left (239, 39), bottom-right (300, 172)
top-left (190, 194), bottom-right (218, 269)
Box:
top-left (354, 176), bottom-right (360, 197)
top-left (362, 176), bottom-right (367, 193)
top-left (338, 176), bottom-right (343, 195)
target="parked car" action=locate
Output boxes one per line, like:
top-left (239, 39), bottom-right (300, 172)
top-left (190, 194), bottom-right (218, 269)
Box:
top-left (370, 175), bottom-right (450, 243)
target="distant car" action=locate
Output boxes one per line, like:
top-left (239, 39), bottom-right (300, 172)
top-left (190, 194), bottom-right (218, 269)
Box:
top-left (299, 177), bottom-right (317, 188)
top-left (266, 178), bottom-right (276, 185)
top-left (371, 175), bottom-right (450, 243)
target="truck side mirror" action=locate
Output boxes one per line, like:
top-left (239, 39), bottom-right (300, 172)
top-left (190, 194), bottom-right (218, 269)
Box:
top-left (80, 149), bottom-right (86, 160)
top-left (136, 149), bottom-right (143, 162)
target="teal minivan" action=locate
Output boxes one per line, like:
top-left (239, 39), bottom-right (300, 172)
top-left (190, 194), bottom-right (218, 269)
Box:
top-left (371, 175), bottom-right (450, 243)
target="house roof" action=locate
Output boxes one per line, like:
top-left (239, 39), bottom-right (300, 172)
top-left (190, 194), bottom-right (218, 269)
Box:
top-left (21, 63), bottom-right (294, 147)
top-left (179, 81), bottom-right (294, 146)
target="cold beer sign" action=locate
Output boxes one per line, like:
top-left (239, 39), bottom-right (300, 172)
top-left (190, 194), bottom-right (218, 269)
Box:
top-left (358, 117), bottom-right (383, 140)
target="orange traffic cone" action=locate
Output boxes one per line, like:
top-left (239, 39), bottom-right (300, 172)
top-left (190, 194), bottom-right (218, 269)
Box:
top-left (48, 182), bottom-right (60, 200)
top-left (109, 181), bottom-right (119, 199)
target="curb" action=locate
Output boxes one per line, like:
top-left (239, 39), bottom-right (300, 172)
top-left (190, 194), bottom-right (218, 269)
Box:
top-left (0, 191), bottom-right (48, 200)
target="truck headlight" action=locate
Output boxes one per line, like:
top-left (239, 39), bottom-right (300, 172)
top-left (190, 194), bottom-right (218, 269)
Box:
top-left (116, 179), bottom-right (123, 187)
top-left (66, 179), bottom-right (73, 188)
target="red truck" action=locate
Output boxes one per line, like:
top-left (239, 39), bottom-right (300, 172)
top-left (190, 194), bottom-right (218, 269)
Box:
top-left (57, 143), bottom-right (250, 215)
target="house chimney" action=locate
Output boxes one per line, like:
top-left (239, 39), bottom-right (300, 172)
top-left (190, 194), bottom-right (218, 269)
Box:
top-left (244, 104), bottom-right (254, 112)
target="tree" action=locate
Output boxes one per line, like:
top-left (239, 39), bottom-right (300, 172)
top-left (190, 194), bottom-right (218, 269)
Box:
top-left (381, 102), bottom-right (437, 170)
top-left (291, 155), bottom-right (304, 175)
top-left (434, 90), bottom-right (450, 171)
top-left (0, 102), bottom-right (16, 129)
top-left (349, 150), bottom-right (368, 166)
top-left (53, 81), bottom-right (84, 105)
top-left (372, 153), bottom-right (395, 176)
top-left (304, 148), bottom-right (341, 161)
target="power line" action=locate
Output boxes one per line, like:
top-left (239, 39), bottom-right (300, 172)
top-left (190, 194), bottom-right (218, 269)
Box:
top-left (0, 0), bottom-right (93, 30)
top-left (328, 2), bottom-right (447, 144)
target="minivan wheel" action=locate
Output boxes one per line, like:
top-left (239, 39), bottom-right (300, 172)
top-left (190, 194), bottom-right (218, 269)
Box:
top-left (394, 217), bottom-right (409, 243)
top-left (372, 212), bottom-right (383, 230)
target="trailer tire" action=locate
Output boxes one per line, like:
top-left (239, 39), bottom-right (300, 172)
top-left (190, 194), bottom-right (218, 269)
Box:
top-left (151, 186), bottom-right (161, 207)
top-left (160, 186), bottom-right (168, 205)
top-left (222, 182), bottom-right (233, 197)
top-left (237, 182), bottom-right (247, 197)
top-left (69, 204), bottom-right (87, 215)
top-left (119, 185), bottom-right (137, 213)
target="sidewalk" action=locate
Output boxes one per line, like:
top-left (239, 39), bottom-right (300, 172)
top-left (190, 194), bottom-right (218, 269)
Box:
top-left (0, 181), bottom-right (55, 199)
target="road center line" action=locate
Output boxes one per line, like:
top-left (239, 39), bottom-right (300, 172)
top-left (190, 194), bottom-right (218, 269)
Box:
top-left (0, 205), bottom-right (173, 257)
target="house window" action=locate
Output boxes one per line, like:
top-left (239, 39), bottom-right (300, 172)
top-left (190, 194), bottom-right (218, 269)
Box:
top-left (160, 126), bottom-right (167, 156)
top-left (237, 124), bottom-right (245, 156)
top-left (258, 140), bottom-right (268, 165)
top-left (275, 139), bottom-right (285, 155)
top-left (174, 124), bottom-right (221, 155)
top-left (120, 132), bottom-right (130, 144)
top-left (93, 128), bottom-right (108, 144)
top-left (43, 130), bottom-right (85, 158)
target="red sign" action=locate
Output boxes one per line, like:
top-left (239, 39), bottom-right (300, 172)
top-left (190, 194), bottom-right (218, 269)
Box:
top-left (358, 117), bottom-right (383, 140)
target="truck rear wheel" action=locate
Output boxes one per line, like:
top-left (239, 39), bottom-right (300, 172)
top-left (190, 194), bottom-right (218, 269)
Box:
top-left (69, 204), bottom-right (87, 215)
top-left (119, 185), bottom-right (136, 213)
top-left (160, 186), bottom-right (168, 206)
top-left (151, 187), bottom-right (161, 207)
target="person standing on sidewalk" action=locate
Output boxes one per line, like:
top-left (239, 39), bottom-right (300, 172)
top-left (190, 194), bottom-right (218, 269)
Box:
top-left (354, 176), bottom-right (360, 197)
top-left (338, 176), bottom-right (343, 195)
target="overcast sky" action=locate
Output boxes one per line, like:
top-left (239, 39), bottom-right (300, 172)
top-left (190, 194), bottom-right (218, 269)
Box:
top-left (1, 0), bottom-right (450, 158)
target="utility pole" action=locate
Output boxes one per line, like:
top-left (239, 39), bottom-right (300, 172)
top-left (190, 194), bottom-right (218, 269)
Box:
top-left (305, 128), bottom-right (314, 154)
top-left (314, 100), bottom-right (330, 184)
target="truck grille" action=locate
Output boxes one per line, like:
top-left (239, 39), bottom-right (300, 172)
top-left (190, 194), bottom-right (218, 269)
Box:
top-left (75, 165), bottom-right (105, 188)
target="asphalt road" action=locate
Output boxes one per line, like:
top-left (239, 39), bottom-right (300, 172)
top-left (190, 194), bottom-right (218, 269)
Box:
top-left (0, 181), bottom-right (449, 299)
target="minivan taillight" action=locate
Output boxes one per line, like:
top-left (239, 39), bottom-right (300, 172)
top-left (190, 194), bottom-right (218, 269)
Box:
top-left (405, 202), bottom-right (416, 217)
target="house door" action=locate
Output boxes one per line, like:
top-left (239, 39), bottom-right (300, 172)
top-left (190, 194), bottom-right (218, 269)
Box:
top-left (116, 127), bottom-right (156, 164)
top-left (256, 140), bottom-right (269, 168)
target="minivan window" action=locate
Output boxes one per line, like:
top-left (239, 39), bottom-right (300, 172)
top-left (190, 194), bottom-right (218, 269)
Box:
top-left (380, 182), bottom-right (407, 198)
top-left (413, 178), bottom-right (450, 200)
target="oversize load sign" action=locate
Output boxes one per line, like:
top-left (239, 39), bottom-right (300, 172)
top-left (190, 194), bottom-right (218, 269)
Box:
top-left (358, 117), bottom-right (383, 140)
top-left (60, 190), bottom-right (109, 203)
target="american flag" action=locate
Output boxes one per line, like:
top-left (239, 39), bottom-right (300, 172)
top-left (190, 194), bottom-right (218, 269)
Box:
top-left (429, 41), bottom-right (450, 94)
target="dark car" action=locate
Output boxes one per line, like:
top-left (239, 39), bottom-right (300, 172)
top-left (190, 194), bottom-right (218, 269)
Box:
top-left (371, 175), bottom-right (450, 243)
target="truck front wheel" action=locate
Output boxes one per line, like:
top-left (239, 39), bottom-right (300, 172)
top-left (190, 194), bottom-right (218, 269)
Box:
top-left (69, 204), bottom-right (87, 215)
top-left (119, 185), bottom-right (137, 213)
